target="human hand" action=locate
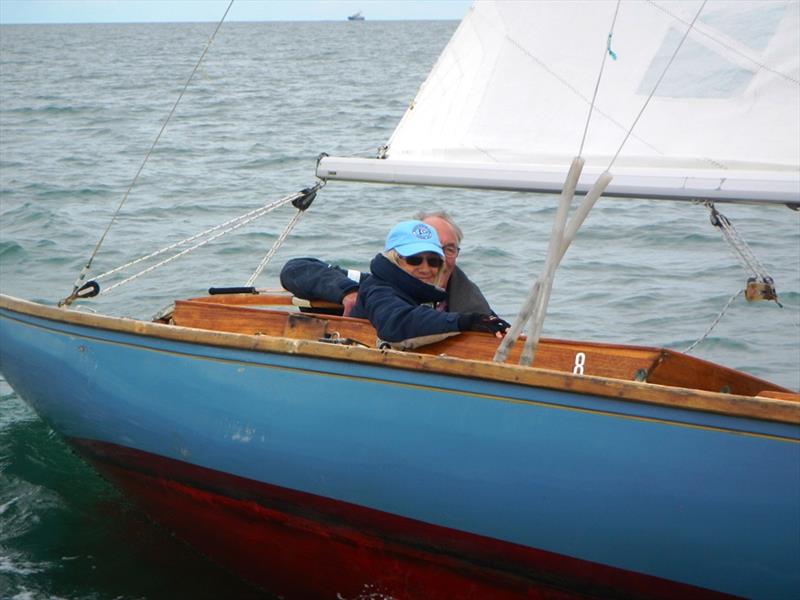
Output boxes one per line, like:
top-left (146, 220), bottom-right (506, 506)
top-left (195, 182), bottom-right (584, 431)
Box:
top-left (457, 313), bottom-right (511, 337)
top-left (478, 314), bottom-right (511, 337)
top-left (341, 291), bottom-right (358, 316)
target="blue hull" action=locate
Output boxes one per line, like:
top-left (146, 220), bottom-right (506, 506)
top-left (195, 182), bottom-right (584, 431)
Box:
top-left (1, 298), bottom-right (798, 598)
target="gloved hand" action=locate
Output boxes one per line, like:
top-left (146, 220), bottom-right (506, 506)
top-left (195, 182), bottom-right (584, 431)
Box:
top-left (457, 313), bottom-right (511, 334)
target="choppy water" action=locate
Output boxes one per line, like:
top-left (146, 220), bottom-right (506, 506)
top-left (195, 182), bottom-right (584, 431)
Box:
top-left (0, 19), bottom-right (798, 600)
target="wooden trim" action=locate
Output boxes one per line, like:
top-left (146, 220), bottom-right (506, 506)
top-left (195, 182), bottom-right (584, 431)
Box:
top-left (187, 291), bottom-right (343, 311)
top-left (170, 299), bottom-right (787, 398)
top-left (2, 294), bottom-right (797, 425)
top-left (757, 390), bottom-right (800, 402)
top-left (187, 292), bottom-right (296, 306)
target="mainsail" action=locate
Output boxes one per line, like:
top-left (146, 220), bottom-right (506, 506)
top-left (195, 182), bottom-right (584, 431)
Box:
top-left (317, 0), bottom-right (800, 204)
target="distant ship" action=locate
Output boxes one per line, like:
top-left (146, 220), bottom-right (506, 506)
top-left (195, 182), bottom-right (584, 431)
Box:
top-left (347, 11), bottom-right (365, 21)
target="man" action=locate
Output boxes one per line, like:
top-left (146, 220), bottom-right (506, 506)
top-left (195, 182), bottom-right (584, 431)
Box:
top-left (280, 210), bottom-right (492, 316)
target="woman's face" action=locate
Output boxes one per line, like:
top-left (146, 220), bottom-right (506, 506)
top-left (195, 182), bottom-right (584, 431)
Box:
top-left (397, 252), bottom-right (443, 285)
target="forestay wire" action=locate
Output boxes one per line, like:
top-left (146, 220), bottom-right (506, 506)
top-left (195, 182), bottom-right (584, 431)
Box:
top-left (59, 0), bottom-right (236, 306)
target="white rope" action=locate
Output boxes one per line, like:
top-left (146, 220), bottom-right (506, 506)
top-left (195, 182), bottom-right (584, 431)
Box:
top-left (245, 208), bottom-right (306, 287)
top-left (99, 191), bottom-right (300, 295)
top-left (244, 182), bottom-right (322, 286)
top-left (495, 159), bottom-right (582, 364)
top-left (93, 197), bottom-right (289, 282)
top-left (60, 0), bottom-right (235, 305)
top-left (495, 171), bottom-right (612, 364)
top-left (518, 158), bottom-right (582, 365)
top-left (706, 204), bottom-right (772, 280)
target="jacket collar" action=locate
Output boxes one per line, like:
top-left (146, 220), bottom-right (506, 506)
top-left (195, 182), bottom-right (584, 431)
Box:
top-left (370, 254), bottom-right (447, 304)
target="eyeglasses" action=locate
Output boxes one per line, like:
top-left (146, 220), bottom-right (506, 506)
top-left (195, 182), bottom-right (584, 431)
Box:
top-left (401, 255), bottom-right (444, 268)
top-left (442, 244), bottom-right (460, 257)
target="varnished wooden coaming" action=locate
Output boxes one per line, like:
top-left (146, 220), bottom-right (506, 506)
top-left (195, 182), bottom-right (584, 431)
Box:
top-left (1, 293), bottom-right (796, 425)
top-left (174, 294), bottom-right (792, 398)
top-left (176, 298), bottom-right (668, 380)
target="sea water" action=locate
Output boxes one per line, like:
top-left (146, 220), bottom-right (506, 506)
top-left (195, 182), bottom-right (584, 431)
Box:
top-left (0, 20), bottom-right (798, 600)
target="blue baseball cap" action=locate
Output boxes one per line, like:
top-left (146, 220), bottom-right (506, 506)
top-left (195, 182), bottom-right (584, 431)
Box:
top-left (384, 220), bottom-right (444, 257)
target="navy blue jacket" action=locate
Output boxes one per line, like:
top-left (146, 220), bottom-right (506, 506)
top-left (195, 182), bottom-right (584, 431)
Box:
top-left (280, 258), bottom-right (364, 305)
top-left (280, 257), bottom-right (492, 314)
top-left (350, 254), bottom-right (462, 345)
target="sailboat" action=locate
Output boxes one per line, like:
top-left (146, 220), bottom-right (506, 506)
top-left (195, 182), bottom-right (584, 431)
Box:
top-left (347, 11), bottom-right (365, 21)
top-left (1, 1), bottom-right (798, 598)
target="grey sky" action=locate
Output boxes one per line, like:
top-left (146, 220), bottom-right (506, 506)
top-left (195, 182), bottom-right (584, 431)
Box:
top-left (0, 0), bottom-right (472, 24)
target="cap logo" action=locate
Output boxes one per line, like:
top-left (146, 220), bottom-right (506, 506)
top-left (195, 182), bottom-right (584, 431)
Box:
top-left (412, 224), bottom-right (433, 240)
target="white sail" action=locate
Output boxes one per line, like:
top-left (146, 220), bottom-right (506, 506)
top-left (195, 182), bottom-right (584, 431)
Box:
top-left (317, 0), bottom-right (800, 204)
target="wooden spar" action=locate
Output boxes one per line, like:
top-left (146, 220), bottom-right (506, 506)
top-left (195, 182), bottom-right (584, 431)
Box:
top-left (315, 157), bottom-right (800, 207)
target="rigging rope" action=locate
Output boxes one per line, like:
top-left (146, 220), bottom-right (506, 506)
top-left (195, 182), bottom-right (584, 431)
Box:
top-left (98, 189), bottom-right (303, 296)
top-left (683, 201), bottom-right (785, 353)
top-left (606, 0), bottom-right (707, 171)
top-left (707, 203), bottom-right (772, 282)
top-left (705, 202), bottom-right (781, 305)
top-left (578, 0), bottom-right (621, 157)
top-left (59, 0), bottom-right (235, 306)
top-left (683, 288), bottom-right (742, 354)
top-left (246, 210), bottom-right (305, 287)
top-left (245, 183), bottom-right (322, 286)
top-left (93, 198), bottom-right (284, 284)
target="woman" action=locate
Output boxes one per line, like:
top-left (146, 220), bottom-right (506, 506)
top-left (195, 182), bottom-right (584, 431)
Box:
top-left (350, 220), bottom-right (509, 349)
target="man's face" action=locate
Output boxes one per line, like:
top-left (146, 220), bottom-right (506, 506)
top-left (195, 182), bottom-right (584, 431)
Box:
top-left (423, 216), bottom-right (458, 279)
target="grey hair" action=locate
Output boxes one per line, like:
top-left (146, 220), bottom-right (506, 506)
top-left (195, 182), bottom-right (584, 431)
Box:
top-left (413, 210), bottom-right (463, 244)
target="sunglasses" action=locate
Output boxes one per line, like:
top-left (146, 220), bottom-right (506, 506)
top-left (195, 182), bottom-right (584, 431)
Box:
top-left (401, 255), bottom-right (444, 268)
